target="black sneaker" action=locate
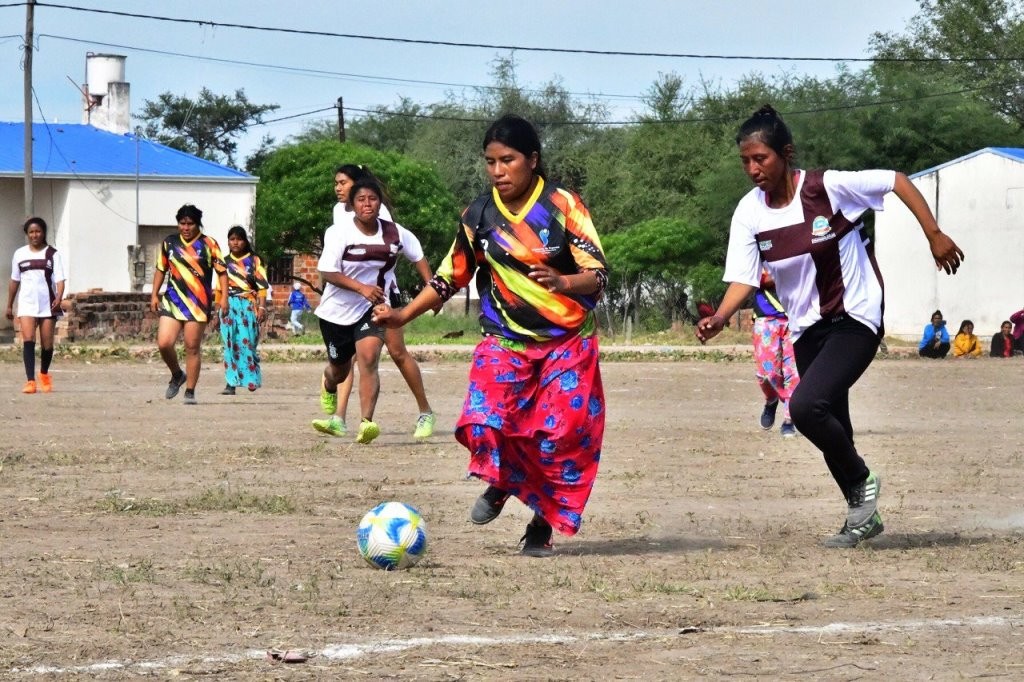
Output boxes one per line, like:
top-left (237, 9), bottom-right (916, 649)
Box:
top-left (520, 518), bottom-right (554, 558)
top-left (165, 371), bottom-right (186, 399)
top-left (220, 384), bottom-right (236, 395)
top-left (759, 399), bottom-right (779, 430)
top-left (183, 389), bottom-right (197, 405)
top-left (823, 512), bottom-right (884, 548)
top-left (470, 485), bottom-right (510, 525)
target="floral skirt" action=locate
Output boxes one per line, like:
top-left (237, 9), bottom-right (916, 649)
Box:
top-left (456, 333), bottom-right (605, 536)
top-left (220, 296), bottom-right (262, 391)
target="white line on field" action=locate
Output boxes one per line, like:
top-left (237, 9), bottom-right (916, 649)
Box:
top-left (10, 613), bottom-right (1023, 675)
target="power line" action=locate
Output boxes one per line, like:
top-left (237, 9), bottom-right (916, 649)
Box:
top-left (31, 1), bottom-right (1024, 64)
top-left (38, 33), bottom-right (643, 101)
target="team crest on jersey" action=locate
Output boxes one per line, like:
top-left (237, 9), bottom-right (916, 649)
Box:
top-left (811, 216), bottom-right (831, 237)
top-left (758, 239), bottom-right (773, 252)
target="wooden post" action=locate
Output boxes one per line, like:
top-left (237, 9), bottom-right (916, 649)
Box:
top-left (337, 97), bottom-right (345, 143)
top-left (23, 0), bottom-right (36, 217)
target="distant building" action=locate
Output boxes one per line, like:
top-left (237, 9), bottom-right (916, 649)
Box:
top-left (874, 147), bottom-right (1024, 340)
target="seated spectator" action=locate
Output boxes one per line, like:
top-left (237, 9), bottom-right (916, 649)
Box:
top-left (918, 310), bottom-right (950, 359)
top-left (990, 320), bottom-right (1015, 358)
top-left (952, 319), bottom-right (982, 358)
top-left (1011, 308), bottom-right (1024, 353)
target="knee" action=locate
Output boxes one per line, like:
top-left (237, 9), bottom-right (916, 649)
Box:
top-left (787, 391), bottom-right (820, 427)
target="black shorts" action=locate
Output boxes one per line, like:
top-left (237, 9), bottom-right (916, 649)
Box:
top-left (318, 309), bottom-right (385, 365)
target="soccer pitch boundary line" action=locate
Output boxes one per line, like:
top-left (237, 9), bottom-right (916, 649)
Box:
top-left (12, 613), bottom-right (1024, 676)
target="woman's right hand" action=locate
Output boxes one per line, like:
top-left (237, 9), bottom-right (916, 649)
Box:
top-left (372, 303), bottom-right (402, 328)
top-left (5, 306), bottom-right (12, 321)
top-left (695, 315), bottom-right (726, 344)
top-left (360, 284), bottom-right (384, 305)
top-left (150, 297), bottom-right (159, 313)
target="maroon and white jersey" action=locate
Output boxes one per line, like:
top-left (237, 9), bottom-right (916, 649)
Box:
top-left (315, 216), bottom-right (424, 326)
top-left (723, 169), bottom-right (896, 340)
top-left (11, 244), bottom-right (65, 318)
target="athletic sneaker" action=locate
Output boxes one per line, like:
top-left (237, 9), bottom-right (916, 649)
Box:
top-left (38, 372), bottom-right (52, 393)
top-left (220, 384), bottom-right (236, 396)
top-left (413, 412), bottom-right (436, 439)
top-left (759, 399), bottom-right (779, 430)
top-left (780, 421), bottom-right (797, 438)
top-left (846, 471), bottom-right (881, 528)
top-left (165, 371), bottom-right (186, 399)
top-left (22, 379), bottom-right (36, 394)
top-left (319, 374), bottom-right (337, 415)
top-left (470, 485), bottom-right (510, 525)
top-left (823, 511), bottom-right (884, 548)
top-left (183, 389), bottom-right (197, 405)
top-left (520, 518), bottom-right (554, 558)
top-left (356, 419), bottom-right (380, 444)
top-left (312, 415), bottom-right (347, 437)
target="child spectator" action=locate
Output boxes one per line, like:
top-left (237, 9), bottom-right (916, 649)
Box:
top-left (952, 319), bottom-right (982, 358)
top-left (990, 320), bottom-right (1014, 358)
top-left (287, 282), bottom-right (312, 335)
top-left (918, 310), bottom-right (950, 358)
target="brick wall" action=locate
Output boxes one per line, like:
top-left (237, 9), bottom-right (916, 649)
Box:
top-left (48, 291), bottom-right (158, 343)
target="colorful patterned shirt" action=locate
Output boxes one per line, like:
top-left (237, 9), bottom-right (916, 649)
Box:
top-left (224, 252), bottom-right (269, 298)
top-left (430, 178), bottom-right (608, 342)
top-left (156, 233), bottom-right (226, 322)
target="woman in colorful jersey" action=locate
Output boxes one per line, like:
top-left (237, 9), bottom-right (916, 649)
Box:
top-left (219, 225), bottom-right (270, 394)
top-left (6, 217), bottom-right (65, 394)
top-left (696, 105), bottom-right (964, 548)
top-left (319, 164), bottom-right (435, 439)
top-left (151, 204), bottom-right (228, 405)
top-left (313, 178), bottom-right (434, 445)
top-left (373, 114), bottom-right (610, 557)
top-left (751, 270), bottom-right (799, 438)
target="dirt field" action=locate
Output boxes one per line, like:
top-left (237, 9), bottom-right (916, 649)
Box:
top-left (1, 352), bottom-right (1022, 680)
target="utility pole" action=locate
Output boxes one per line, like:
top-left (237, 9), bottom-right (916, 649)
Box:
top-left (337, 96), bottom-right (345, 143)
top-left (23, 0), bottom-right (36, 217)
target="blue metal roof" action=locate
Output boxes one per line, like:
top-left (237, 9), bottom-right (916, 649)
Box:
top-left (0, 122), bottom-right (254, 180)
top-left (911, 147), bottom-right (1024, 178)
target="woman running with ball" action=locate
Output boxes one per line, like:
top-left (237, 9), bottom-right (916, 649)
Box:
top-left (697, 105), bottom-right (964, 548)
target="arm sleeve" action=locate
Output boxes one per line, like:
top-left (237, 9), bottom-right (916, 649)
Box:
top-left (397, 225), bottom-right (425, 263)
top-left (722, 199), bottom-right (763, 287)
top-left (318, 226), bottom-right (346, 273)
top-left (824, 170), bottom-right (897, 221)
top-left (156, 238), bottom-right (170, 273)
top-left (11, 251), bottom-right (21, 282)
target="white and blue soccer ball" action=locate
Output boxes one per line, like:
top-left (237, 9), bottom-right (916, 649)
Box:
top-left (356, 501), bottom-right (428, 570)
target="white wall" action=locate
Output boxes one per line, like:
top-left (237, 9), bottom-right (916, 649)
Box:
top-left (875, 151), bottom-right (1024, 340)
top-left (64, 178), bottom-right (256, 293)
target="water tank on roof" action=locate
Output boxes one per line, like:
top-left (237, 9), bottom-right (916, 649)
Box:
top-left (85, 53), bottom-right (126, 98)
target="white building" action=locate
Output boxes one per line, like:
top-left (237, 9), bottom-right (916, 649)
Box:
top-left (874, 147), bottom-right (1024, 341)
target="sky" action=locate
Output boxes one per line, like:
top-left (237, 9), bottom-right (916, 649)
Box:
top-left (0, 0), bottom-right (924, 163)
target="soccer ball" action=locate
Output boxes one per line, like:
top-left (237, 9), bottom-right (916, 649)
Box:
top-left (356, 501), bottom-right (428, 570)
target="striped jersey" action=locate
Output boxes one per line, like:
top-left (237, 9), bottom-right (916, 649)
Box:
top-left (224, 252), bottom-right (269, 297)
top-left (156, 233), bottom-right (226, 322)
top-left (724, 169), bottom-right (895, 341)
top-left (430, 178), bottom-right (608, 342)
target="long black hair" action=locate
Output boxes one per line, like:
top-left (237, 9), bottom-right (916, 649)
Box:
top-left (335, 163), bottom-right (394, 210)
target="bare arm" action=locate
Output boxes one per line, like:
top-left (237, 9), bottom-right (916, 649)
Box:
top-left (6, 279), bottom-right (18, 320)
top-left (320, 270), bottom-right (384, 305)
top-left (695, 281), bottom-right (756, 343)
top-left (527, 265), bottom-right (602, 296)
top-left (373, 285), bottom-right (443, 328)
top-left (50, 279), bottom-right (66, 315)
top-left (892, 172), bottom-right (964, 275)
top-left (150, 269), bottom-right (165, 313)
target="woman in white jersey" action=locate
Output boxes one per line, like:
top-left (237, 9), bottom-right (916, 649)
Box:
top-left (313, 177), bottom-right (435, 445)
top-left (317, 164), bottom-right (436, 440)
top-left (6, 217), bottom-right (65, 394)
top-left (696, 105), bottom-right (964, 548)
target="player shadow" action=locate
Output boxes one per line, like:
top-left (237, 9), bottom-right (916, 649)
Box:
top-left (865, 530), bottom-right (1013, 550)
top-left (562, 535), bottom-right (731, 557)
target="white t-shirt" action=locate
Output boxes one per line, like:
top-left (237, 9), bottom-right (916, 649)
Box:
top-left (11, 244), bottom-right (66, 317)
top-left (723, 169), bottom-right (896, 340)
top-left (315, 215), bottom-right (425, 326)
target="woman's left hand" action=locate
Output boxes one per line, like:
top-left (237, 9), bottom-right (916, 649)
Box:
top-left (256, 305), bottom-right (267, 324)
top-left (528, 265), bottom-right (568, 293)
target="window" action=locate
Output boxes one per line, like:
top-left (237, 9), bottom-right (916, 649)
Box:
top-left (265, 256), bottom-right (294, 285)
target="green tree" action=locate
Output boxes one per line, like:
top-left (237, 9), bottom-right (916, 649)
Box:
top-left (253, 139), bottom-right (459, 284)
top-left (137, 88), bottom-right (279, 168)
top-left (871, 0), bottom-right (1024, 128)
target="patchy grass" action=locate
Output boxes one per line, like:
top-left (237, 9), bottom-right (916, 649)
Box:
top-left (98, 487), bottom-right (299, 515)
